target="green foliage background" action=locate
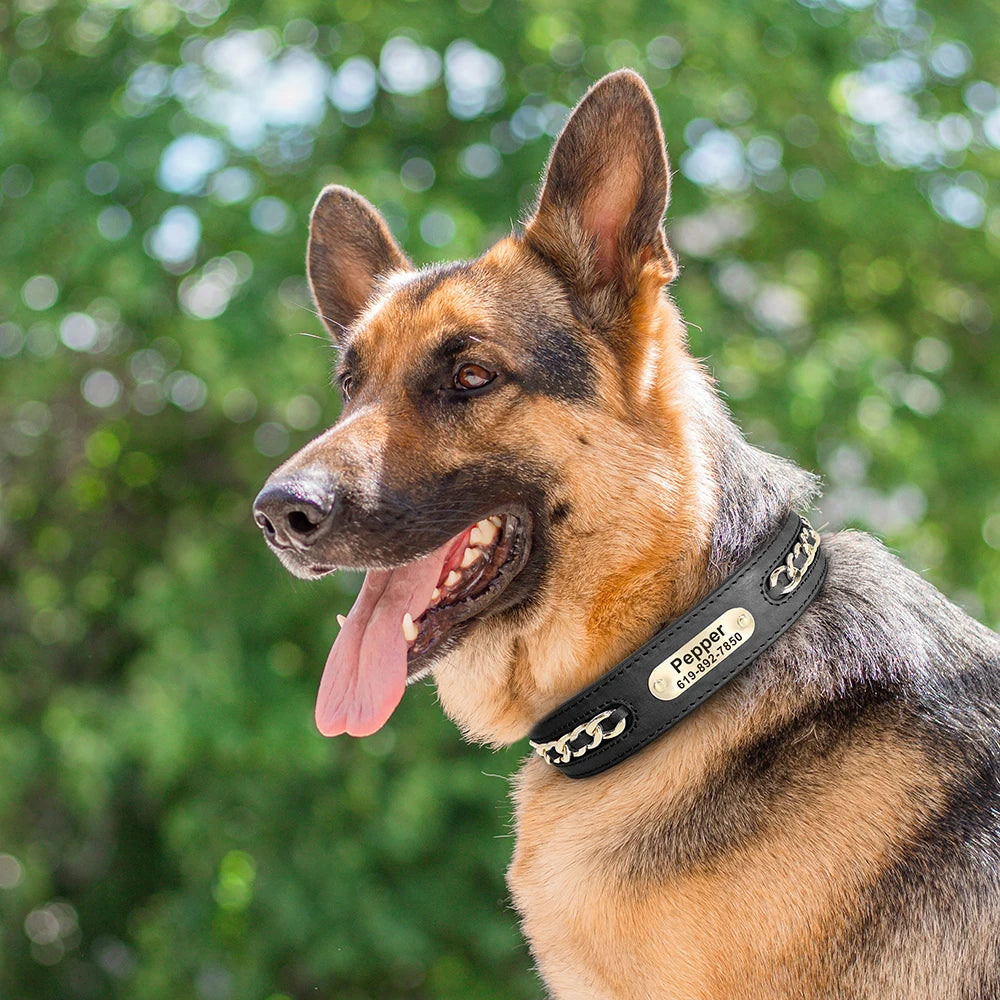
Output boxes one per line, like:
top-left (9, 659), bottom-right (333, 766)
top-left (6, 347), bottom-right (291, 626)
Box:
top-left (1, 0), bottom-right (999, 997)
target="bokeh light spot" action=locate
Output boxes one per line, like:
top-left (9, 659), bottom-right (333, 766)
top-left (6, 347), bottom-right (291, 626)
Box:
top-left (223, 387), bottom-right (258, 422)
top-left (0, 322), bottom-right (26, 357)
top-left (420, 211), bottom-right (456, 247)
top-left (158, 134), bottom-right (226, 194)
top-left (210, 166), bottom-right (255, 204)
top-left (0, 854), bottom-right (24, 890)
top-left (250, 196), bottom-right (292, 234)
top-left (444, 40), bottom-right (504, 119)
top-left (85, 161), bottom-right (119, 195)
top-left (146, 206), bottom-right (201, 266)
top-left (22, 274), bottom-right (59, 311)
top-left (983, 514), bottom-right (1000, 551)
top-left (81, 370), bottom-right (122, 408)
top-left (330, 56), bottom-right (377, 113)
top-left (59, 313), bottom-right (99, 352)
top-left (380, 36), bottom-right (441, 96)
top-left (97, 205), bottom-right (132, 241)
top-left (2, 164), bottom-right (34, 198)
top-left (401, 157), bottom-right (435, 192)
top-left (167, 371), bottom-right (208, 411)
top-left (459, 143), bottom-right (500, 178)
top-left (254, 422), bottom-right (289, 456)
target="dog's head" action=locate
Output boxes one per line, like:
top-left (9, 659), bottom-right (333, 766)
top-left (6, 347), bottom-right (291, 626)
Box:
top-left (254, 71), bottom-right (716, 744)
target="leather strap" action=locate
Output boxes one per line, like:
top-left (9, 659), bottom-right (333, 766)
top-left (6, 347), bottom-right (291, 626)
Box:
top-left (528, 512), bottom-right (828, 778)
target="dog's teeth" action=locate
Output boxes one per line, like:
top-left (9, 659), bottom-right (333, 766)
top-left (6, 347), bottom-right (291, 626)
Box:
top-left (445, 569), bottom-right (461, 587)
top-left (337, 614), bottom-right (347, 628)
top-left (488, 515), bottom-right (502, 528)
top-left (461, 546), bottom-right (480, 568)
top-left (431, 587), bottom-right (441, 601)
top-left (472, 518), bottom-right (499, 546)
top-left (402, 613), bottom-right (418, 642)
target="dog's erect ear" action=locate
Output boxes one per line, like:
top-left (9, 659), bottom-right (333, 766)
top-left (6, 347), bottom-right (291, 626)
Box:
top-left (524, 70), bottom-right (675, 310)
top-left (307, 185), bottom-right (413, 339)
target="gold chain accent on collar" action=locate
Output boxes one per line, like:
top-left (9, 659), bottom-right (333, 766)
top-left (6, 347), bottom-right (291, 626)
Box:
top-left (529, 708), bottom-right (628, 765)
top-left (528, 516), bottom-right (825, 774)
top-left (767, 520), bottom-right (820, 596)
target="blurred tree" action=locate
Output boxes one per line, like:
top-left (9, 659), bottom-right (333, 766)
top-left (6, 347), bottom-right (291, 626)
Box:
top-left (0, 0), bottom-right (998, 997)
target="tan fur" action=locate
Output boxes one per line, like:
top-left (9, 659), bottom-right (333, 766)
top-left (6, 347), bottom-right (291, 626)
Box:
top-left (511, 696), bottom-right (946, 999)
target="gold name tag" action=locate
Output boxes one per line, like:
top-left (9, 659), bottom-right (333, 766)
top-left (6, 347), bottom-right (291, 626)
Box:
top-left (647, 607), bottom-right (756, 701)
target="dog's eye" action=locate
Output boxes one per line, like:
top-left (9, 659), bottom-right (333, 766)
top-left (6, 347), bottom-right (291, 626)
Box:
top-left (453, 363), bottom-right (495, 391)
top-left (339, 373), bottom-right (354, 400)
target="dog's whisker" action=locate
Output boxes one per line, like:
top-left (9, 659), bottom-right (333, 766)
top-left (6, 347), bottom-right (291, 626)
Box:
top-left (294, 300), bottom-right (352, 343)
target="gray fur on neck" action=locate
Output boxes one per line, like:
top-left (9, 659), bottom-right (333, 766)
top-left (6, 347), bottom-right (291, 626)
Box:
top-left (696, 383), bottom-right (821, 578)
top-left (694, 368), bottom-right (1000, 712)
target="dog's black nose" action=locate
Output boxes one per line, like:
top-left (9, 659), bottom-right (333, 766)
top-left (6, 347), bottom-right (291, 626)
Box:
top-left (253, 477), bottom-right (335, 549)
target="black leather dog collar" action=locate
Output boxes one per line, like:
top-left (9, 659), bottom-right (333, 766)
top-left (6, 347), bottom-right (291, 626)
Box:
top-left (528, 512), bottom-right (828, 778)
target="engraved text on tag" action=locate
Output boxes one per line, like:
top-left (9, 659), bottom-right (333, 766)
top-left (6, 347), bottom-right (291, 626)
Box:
top-left (647, 608), bottom-right (756, 701)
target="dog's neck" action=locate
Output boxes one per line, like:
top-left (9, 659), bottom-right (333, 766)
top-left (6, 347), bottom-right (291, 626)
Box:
top-left (705, 416), bottom-right (821, 579)
top-left (432, 301), bottom-right (819, 748)
top-left (528, 510), bottom-right (826, 777)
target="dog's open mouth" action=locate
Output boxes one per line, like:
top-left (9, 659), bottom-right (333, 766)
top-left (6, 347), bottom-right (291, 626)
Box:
top-left (315, 512), bottom-right (530, 737)
top-left (407, 512), bottom-right (526, 660)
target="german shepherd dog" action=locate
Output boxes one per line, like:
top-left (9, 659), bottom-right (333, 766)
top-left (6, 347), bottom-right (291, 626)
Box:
top-left (253, 71), bottom-right (1000, 998)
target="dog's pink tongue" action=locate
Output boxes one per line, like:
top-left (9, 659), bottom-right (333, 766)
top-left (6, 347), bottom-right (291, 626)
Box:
top-left (315, 540), bottom-right (452, 737)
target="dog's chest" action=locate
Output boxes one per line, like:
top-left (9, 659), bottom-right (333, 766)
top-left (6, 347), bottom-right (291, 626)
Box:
top-left (507, 720), bottom-right (936, 1000)
top-left (507, 833), bottom-right (704, 999)
top-left (507, 758), bottom-right (732, 999)
top-left (507, 802), bottom-right (751, 999)
top-left (508, 796), bottom-right (837, 1000)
